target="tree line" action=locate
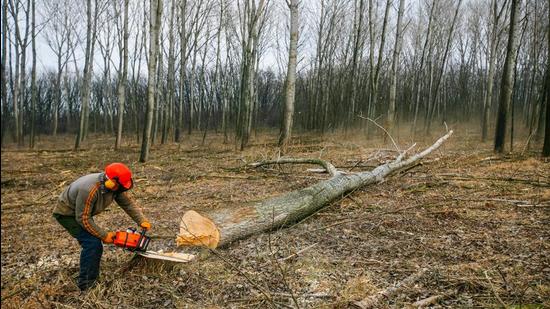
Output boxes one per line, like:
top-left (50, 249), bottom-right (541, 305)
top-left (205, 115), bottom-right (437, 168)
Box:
top-left (1, 0), bottom-right (549, 159)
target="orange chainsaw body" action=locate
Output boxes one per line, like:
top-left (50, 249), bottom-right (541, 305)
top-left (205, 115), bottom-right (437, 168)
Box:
top-left (114, 230), bottom-right (150, 251)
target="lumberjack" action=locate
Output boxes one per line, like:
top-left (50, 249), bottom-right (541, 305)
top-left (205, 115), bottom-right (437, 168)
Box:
top-left (52, 162), bottom-right (151, 291)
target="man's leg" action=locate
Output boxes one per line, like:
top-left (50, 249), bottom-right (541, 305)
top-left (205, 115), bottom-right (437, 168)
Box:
top-left (75, 229), bottom-right (103, 291)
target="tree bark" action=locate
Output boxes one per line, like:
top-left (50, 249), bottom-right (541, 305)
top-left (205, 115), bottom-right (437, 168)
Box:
top-left (162, 0), bottom-right (176, 145)
top-left (29, 0), bottom-right (35, 149)
top-left (543, 1), bottom-right (550, 157)
top-left (75, 0), bottom-right (98, 150)
top-left (139, 0), bottom-right (163, 162)
top-left (115, 0), bottom-right (129, 150)
top-left (482, 0), bottom-right (504, 142)
top-left (278, 0), bottom-right (299, 152)
top-left (412, 0), bottom-right (436, 136)
top-left (181, 131), bottom-right (453, 248)
top-left (494, 0), bottom-right (519, 153)
top-left (237, 0), bottom-right (266, 150)
top-left (387, 0), bottom-right (406, 135)
top-left (425, 0), bottom-right (462, 134)
top-left (1, 0), bottom-right (8, 146)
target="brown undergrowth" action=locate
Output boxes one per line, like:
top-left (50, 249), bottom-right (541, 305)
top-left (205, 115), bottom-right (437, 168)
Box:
top-left (1, 126), bottom-right (549, 308)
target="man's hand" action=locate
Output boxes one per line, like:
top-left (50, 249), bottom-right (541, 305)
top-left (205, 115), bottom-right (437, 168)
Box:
top-left (102, 232), bottom-right (116, 244)
top-left (140, 221), bottom-right (151, 231)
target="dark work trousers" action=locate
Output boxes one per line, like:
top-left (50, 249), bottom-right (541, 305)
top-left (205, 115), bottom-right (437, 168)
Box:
top-left (53, 214), bottom-right (103, 291)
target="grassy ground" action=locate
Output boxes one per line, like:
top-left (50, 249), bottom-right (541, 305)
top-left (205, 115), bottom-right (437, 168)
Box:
top-left (1, 126), bottom-right (549, 308)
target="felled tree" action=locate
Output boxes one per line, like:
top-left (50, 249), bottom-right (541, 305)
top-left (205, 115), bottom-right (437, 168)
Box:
top-left (177, 131), bottom-right (453, 248)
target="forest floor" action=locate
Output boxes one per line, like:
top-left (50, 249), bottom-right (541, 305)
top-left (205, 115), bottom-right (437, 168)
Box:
top-left (1, 126), bottom-right (549, 308)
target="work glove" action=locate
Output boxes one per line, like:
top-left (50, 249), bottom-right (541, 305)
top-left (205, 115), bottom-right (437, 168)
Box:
top-left (102, 232), bottom-right (116, 244)
top-left (140, 221), bottom-right (152, 231)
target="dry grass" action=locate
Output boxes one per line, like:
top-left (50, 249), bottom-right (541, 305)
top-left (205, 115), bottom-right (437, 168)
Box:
top-left (1, 124), bottom-right (549, 308)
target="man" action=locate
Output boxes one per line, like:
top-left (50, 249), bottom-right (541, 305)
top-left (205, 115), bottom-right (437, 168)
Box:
top-left (52, 162), bottom-right (151, 291)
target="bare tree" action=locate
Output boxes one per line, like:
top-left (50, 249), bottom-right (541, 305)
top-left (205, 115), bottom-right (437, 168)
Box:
top-left (542, 0), bottom-right (549, 157)
top-left (482, 0), bottom-right (508, 141)
top-left (387, 0), bottom-right (406, 135)
top-left (278, 0), bottom-right (299, 151)
top-left (494, 0), bottom-right (519, 153)
top-left (162, 0), bottom-right (176, 145)
top-left (115, 0), bottom-right (129, 150)
top-left (139, 0), bottom-right (163, 162)
top-left (29, 0), bottom-right (35, 148)
top-left (1, 0), bottom-right (8, 145)
top-left (9, 0), bottom-right (32, 146)
top-left (42, 0), bottom-right (72, 136)
top-left (345, 0), bottom-right (365, 130)
top-left (75, 0), bottom-right (100, 149)
top-left (425, 0), bottom-right (462, 133)
top-left (411, 0), bottom-right (436, 136)
top-left (236, 0), bottom-right (268, 150)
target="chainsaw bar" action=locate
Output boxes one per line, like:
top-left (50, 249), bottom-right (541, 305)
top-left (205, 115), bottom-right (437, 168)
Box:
top-left (137, 251), bottom-right (195, 263)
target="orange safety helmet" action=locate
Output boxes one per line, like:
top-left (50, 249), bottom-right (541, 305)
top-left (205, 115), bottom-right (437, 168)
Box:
top-left (105, 163), bottom-right (133, 190)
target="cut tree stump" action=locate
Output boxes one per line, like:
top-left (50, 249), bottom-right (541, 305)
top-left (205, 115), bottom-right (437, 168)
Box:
top-left (177, 131), bottom-right (453, 248)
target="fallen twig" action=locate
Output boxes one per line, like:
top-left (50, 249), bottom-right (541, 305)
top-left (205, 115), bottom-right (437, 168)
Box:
top-left (412, 294), bottom-right (444, 307)
top-left (436, 174), bottom-right (550, 187)
top-left (484, 270), bottom-right (508, 308)
top-left (278, 243), bottom-right (318, 262)
top-left (353, 268), bottom-right (427, 309)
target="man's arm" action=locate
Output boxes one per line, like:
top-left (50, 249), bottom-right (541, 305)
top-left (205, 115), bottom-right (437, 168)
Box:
top-left (74, 183), bottom-right (109, 240)
top-left (115, 192), bottom-right (147, 225)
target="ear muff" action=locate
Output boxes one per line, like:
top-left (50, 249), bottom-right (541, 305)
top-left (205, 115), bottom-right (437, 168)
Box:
top-left (105, 178), bottom-right (118, 190)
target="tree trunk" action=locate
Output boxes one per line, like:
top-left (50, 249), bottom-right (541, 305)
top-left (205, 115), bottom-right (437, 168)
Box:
top-left (180, 131), bottom-right (453, 248)
top-left (75, 0), bottom-right (98, 150)
top-left (494, 0), bottom-right (519, 153)
top-left (162, 0), bottom-right (176, 145)
top-left (140, 0), bottom-right (163, 162)
top-left (482, 0), bottom-right (501, 142)
top-left (542, 2), bottom-right (550, 157)
top-left (1, 0), bottom-right (8, 146)
top-left (425, 0), bottom-right (462, 134)
top-left (278, 0), bottom-right (299, 151)
top-left (346, 0), bottom-right (365, 130)
top-left (29, 0), bottom-right (36, 149)
top-left (116, 0), bottom-right (130, 150)
top-left (412, 0), bottom-right (436, 137)
top-left (237, 0), bottom-right (266, 150)
top-left (387, 0), bottom-right (406, 135)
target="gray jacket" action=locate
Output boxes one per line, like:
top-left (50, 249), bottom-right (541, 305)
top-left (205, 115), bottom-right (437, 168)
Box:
top-left (53, 173), bottom-right (147, 240)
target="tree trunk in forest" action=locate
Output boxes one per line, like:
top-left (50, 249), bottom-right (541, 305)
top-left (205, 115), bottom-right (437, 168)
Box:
top-left (425, 0), bottom-right (462, 134)
top-left (115, 0), bottom-right (129, 150)
top-left (387, 0), bottom-right (406, 135)
top-left (140, 0), bottom-right (163, 162)
top-left (29, 0), bottom-right (36, 149)
top-left (75, 0), bottom-right (98, 150)
top-left (162, 0), bottom-right (176, 145)
top-left (10, 0), bottom-right (31, 146)
top-left (0, 0), bottom-right (6, 146)
top-left (175, 0), bottom-right (188, 143)
top-left (347, 0), bottom-right (365, 130)
top-left (412, 0), bottom-right (436, 136)
top-left (482, 0), bottom-right (505, 142)
top-left (543, 2), bottom-right (550, 157)
top-left (278, 0), bottom-right (299, 152)
top-left (371, 0), bottom-right (391, 127)
top-left (237, 0), bottom-right (266, 150)
top-left (494, 0), bottom-right (519, 153)
top-left (152, 34), bottom-right (163, 146)
top-left (179, 131), bottom-right (453, 248)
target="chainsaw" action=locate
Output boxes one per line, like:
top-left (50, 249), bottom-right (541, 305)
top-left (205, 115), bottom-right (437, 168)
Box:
top-left (113, 228), bottom-right (195, 263)
top-left (113, 228), bottom-right (151, 252)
